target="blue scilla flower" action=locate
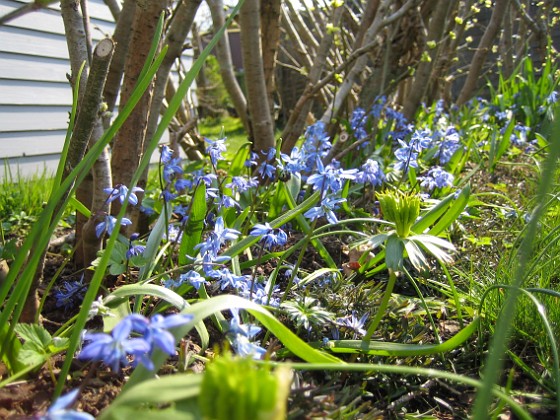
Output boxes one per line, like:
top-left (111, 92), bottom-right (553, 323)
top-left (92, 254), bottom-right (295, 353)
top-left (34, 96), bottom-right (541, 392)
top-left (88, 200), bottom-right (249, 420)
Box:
top-left (356, 159), bottom-right (385, 186)
top-left (194, 171), bottom-right (218, 187)
top-left (218, 195), bottom-right (240, 210)
top-left (195, 216), bottom-right (240, 257)
top-left (279, 147), bottom-right (306, 175)
top-left (173, 204), bottom-right (190, 222)
top-left (350, 107), bottom-right (368, 140)
top-left (78, 315), bottom-right (152, 371)
top-left (409, 129), bottom-right (433, 151)
top-left (103, 184), bottom-right (144, 206)
top-left (205, 137), bottom-right (227, 165)
top-left (385, 107), bottom-right (411, 138)
top-left (434, 99), bottom-right (445, 119)
top-left (95, 215), bottom-right (132, 238)
top-left (239, 281), bottom-right (281, 307)
top-left (160, 189), bottom-right (177, 203)
top-left (232, 335), bottom-right (267, 359)
top-left (126, 242), bottom-right (145, 260)
top-left (337, 311), bottom-right (368, 338)
top-left (434, 127), bottom-right (461, 165)
top-left (226, 176), bottom-right (259, 194)
top-left (161, 145), bottom-right (174, 163)
top-left (162, 155), bottom-right (183, 183)
top-left (206, 187), bottom-right (219, 200)
top-left (262, 147), bottom-right (276, 162)
top-left (249, 222), bottom-right (288, 249)
top-left (174, 178), bottom-right (190, 192)
top-left (244, 151), bottom-right (259, 168)
top-left (511, 124), bottom-right (530, 147)
top-left (176, 270), bottom-right (209, 290)
top-left (228, 309), bottom-right (266, 359)
top-left (393, 139), bottom-right (419, 173)
top-left (39, 388), bottom-right (94, 420)
top-left (304, 195), bottom-right (346, 224)
top-left (419, 166), bottom-right (454, 191)
top-left (307, 159), bottom-right (358, 196)
top-left (303, 121), bottom-right (332, 159)
top-left (132, 313), bottom-right (194, 359)
top-left (370, 95), bottom-right (387, 119)
top-left (53, 278), bottom-right (86, 311)
top-left (208, 267), bottom-right (249, 290)
top-left (256, 161), bottom-right (276, 180)
top-left (166, 224), bottom-right (183, 243)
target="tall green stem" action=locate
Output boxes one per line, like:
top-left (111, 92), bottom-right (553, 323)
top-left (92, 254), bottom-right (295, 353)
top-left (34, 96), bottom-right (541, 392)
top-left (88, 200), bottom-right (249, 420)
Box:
top-left (363, 268), bottom-right (397, 341)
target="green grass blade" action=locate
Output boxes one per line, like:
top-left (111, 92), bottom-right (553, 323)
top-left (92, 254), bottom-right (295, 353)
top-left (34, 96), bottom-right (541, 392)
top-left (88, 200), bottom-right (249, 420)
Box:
top-left (179, 183), bottom-right (207, 265)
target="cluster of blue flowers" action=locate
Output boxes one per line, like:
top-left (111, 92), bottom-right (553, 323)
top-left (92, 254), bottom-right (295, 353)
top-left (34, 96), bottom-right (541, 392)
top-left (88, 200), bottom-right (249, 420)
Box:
top-left (78, 312), bottom-right (193, 371)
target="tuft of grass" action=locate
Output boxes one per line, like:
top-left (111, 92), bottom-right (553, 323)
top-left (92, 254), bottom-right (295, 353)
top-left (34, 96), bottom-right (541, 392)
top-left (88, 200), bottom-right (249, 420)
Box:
top-left (0, 166), bottom-right (53, 237)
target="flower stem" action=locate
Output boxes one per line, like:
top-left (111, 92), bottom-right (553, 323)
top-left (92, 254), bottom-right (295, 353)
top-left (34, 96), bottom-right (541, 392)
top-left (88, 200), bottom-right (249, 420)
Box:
top-left (363, 269), bottom-right (397, 341)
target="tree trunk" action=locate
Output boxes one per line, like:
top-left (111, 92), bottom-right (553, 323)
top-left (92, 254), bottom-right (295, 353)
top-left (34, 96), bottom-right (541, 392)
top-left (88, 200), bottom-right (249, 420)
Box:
top-left (102, 0), bottom-right (136, 129)
top-left (456, 0), bottom-right (511, 106)
top-left (260, 0), bottom-right (282, 119)
top-left (402, 0), bottom-right (455, 120)
top-left (207, 0), bottom-right (249, 130)
top-left (60, 0), bottom-right (89, 104)
top-left (145, 0), bottom-right (202, 147)
top-left (81, 120), bottom-right (112, 280)
top-left (239, 0), bottom-right (275, 152)
top-left (110, 0), bottom-right (168, 231)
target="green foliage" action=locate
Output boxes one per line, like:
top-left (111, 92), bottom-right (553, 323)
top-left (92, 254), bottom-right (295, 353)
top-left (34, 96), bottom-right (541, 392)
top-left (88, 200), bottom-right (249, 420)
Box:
top-left (14, 323), bottom-right (68, 367)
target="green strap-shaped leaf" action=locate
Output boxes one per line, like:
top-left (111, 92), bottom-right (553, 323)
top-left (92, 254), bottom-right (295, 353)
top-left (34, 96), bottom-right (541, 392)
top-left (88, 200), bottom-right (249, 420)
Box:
top-left (139, 202), bottom-right (172, 282)
top-left (124, 294), bottom-right (343, 390)
top-left (411, 187), bottom-right (467, 235)
top-left (99, 374), bottom-right (203, 420)
top-left (312, 317), bottom-right (479, 356)
top-left (179, 183), bottom-right (207, 265)
top-left (428, 184), bottom-right (470, 236)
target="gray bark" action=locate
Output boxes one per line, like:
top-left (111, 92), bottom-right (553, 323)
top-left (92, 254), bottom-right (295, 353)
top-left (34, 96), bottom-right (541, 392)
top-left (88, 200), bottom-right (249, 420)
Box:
top-left (261, 0), bottom-right (282, 118)
top-left (145, 0), bottom-right (203, 148)
top-left (102, 0), bottom-right (136, 129)
top-left (402, 0), bottom-right (455, 120)
top-left (457, 0), bottom-right (511, 105)
top-left (60, 0), bottom-right (89, 104)
top-left (66, 38), bottom-right (115, 177)
top-left (239, 0), bottom-right (275, 152)
top-left (110, 0), bottom-right (168, 230)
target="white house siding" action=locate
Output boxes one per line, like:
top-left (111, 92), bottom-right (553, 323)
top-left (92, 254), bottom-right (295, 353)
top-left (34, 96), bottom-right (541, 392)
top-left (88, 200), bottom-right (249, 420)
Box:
top-left (0, 0), bottom-right (113, 179)
top-left (0, 0), bottom-right (193, 180)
